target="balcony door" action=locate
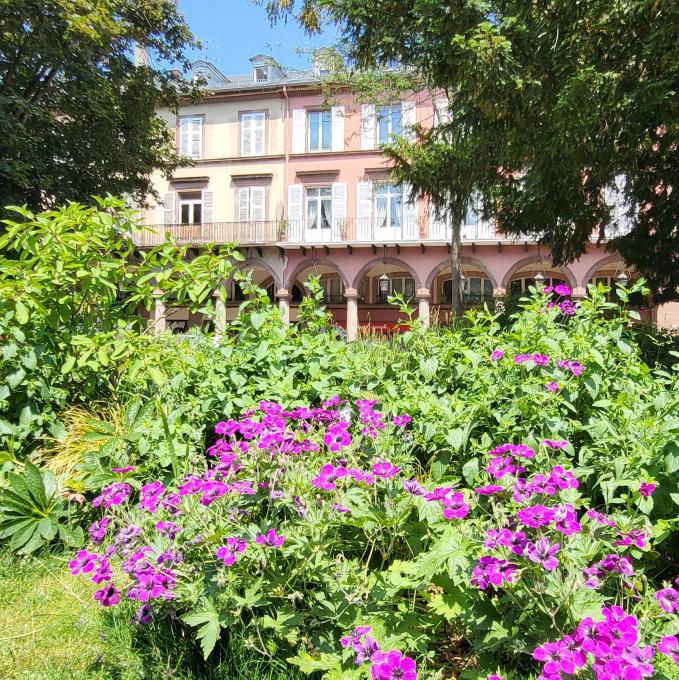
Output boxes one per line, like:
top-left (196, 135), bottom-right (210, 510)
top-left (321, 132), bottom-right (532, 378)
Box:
top-left (305, 186), bottom-right (332, 240)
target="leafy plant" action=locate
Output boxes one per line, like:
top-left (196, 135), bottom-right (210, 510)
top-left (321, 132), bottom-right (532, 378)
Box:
top-left (0, 462), bottom-right (82, 553)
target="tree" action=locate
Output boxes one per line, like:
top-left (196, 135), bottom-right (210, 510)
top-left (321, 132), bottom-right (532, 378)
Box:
top-left (0, 0), bottom-right (198, 211)
top-left (258, 0), bottom-right (679, 302)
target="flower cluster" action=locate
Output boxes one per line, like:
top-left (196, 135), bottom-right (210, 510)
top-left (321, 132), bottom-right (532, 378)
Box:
top-left (533, 605), bottom-right (665, 679)
top-left (489, 349), bottom-right (586, 388)
top-left (341, 626), bottom-right (417, 680)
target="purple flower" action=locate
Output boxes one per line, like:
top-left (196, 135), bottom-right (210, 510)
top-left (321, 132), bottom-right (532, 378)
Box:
top-left (442, 492), bottom-right (470, 519)
top-left (486, 456), bottom-right (518, 479)
top-left (557, 359), bottom-right (585, 376)
top-left (558, 300), bottom-right (578, 316)
top-left (475, 484), bottom-right (505, 495)
top-left (516, 504), bottom-right (555, 528)
top-left (369, 650), bottom-right (417, 680)
top-left (255, 528), bottom-right (285, 548)
top-left (586, 509), bottom-right (617, 528)
top-left (545, 381), bottom-right (560, 392)
top-left (323, 422), bottom-right (352, 452)
top-left (533, 641), bottom-right (576, 675)
top-left (548, 465), bottom-right (579, 490)
top-left (639, 482), bottom-right (656, 497)
top-left (91, 558), bottom-right (113, 584)
top-left (403, 478), bottom-right (426, 496)
top-left (372, 460), bottom-right (399, 479)
top-left (88, 517), bottom-right (110, 544)
top-left (393, 414), bottom-right (411, 427)
top-left (134, 603), bottom-right (153, 625)
top-left (554, 284), bottom-right (572, 296)
top-left (322, 395), bottom-right (342, 407)
top-left (155, 521), bottom-right (182, 539)
top-left (656, 588), bottom-right (679, 613)
top-left (527, 538), bottom-right (560, 571)
top-left (331, 503), bottom-right (350, 513)
top-left (497, 529), bottom-right (528, 555)
top-left (553, 504), bottom-right (582, 536)
top-left (353, 636), bottom-right (381, 665)
top-left (92, 482), bottom-right (130, 509)
top-left (216, 537), bottom-right (248, 566)
top-left (340, 626), bottom-right (372, 648)
top-left (614, 529), bottom-right (648, 549)
top-left (543, 439), bottom-right (569, 449)
top-left (471, 556), bottom-right (518, 589)
top-left (68, 550), bottom-right (99, 575)
top-left (93, 583), bottom-right (120, 607)
top-left (658, 636), bottom-right (679, 664)
top-left (513, 353), bottom-right (531, 364)
top-left (112, 466), bottom-right (136, 473)
top-left (490, 350), bottom-right (505, 361)
top-left (532, 353), bottom-right (549, 366)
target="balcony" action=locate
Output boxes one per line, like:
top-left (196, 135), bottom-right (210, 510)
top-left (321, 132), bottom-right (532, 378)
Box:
top-left (132, 216), bottom-right (504, 248)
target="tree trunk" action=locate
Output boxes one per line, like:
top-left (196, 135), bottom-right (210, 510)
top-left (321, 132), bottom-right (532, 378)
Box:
top-left (450, 219), bottom-right (463, 317)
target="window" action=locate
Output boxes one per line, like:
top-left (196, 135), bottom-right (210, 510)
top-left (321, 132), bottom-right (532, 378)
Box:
top-left (178, 191), bottom-right (203, 225)
top-left (321, 276), bottom-right (343, 304)
top-left (375, 183), bottom-right (403, 229)
top-left (377, 104), bottom-right (402, 145)
top-left (308, 110), bottom-right (332, 151)
top-left (305, 186), bottom-right (332, 229)
top-left (443, 277), bottom-right (493, 304)
top-left (179, 116), bottom-right (203, 159)
top-left (241, 112), bottom-right (266, 156)
top-left (379, 276), bottom-right (415, 304)
top-left (238, 187), bottom-right (266, 222)
top-left (255, 66), bottom-right (268, 83)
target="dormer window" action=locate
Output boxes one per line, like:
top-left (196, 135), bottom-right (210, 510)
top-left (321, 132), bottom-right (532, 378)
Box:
top-left (255, 66), bottom-right (268, 83)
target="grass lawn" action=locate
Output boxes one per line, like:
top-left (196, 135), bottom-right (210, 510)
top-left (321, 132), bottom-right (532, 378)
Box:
top-left (0, 550), bottom-right (309, 680)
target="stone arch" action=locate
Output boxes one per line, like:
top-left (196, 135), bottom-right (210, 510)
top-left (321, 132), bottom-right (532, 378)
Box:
top-left (500, 255), bottom-right (577, 290)
top-left (231, 257), bottom-right (282, 290)
top-left (284, 257), bottom-right (350, 291)
top-left (580, 254), bottom-right (628, 288)
top-left (351, 256), bottom-right (421, 291)
top-left (425, 256), bottom-right (498, 290)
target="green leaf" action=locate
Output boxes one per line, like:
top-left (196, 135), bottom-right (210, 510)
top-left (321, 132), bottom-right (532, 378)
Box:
top-left (15, 300), bottom-right (29, 325)
top-left (61, 356), bottom-right (76, 374)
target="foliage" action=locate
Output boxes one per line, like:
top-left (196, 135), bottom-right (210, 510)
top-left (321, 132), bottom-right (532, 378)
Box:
top-left (0, 0), bottom-right (198, 210)
top-left (62, 285), bottom-right (679, 678)
top-left (0, 461), bottom-right (82, 553)
top-left (259, 0), bottom-right (679, 302)
top-left (0, 198), bottom-right (238, 456)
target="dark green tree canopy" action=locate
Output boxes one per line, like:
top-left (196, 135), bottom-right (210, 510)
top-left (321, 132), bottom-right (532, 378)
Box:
top-left (260, 0), bottom-right (679, 302)
top-left (0, 0), bottom-right (197, 210)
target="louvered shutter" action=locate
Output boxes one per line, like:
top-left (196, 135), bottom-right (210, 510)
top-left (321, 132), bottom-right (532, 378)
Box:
top-left (435, 98), bottom-right (451, 125)
top-left (190, 118), bottom-right (202, 158)
top-left (361, 104), bottom-right (376, 150)
top-left (402, 183), bottom-right (418, 235)
top-left (402, 100), bottom-right (416, 141)
top-left (288, 184), bottom-right (303, 222)
top-left (356, 182), bottom-right (373, 241)
top-left (331, 106), bottom-right (345, 152)
top-left (238, 188), bottom-right (250, 221)
top-left (241, 116), bottom-right (252, 155)
top-left (202, 190), bottom-right (214, 223)
top-left (331, 182), bottom-right (347, 231)
top-left (251, 187), bottom-right (266, 221)
top-left (253, 114), bottom-right (265, 155)
top-left (179, 118), bottom-right (190, 156)
top-left (163, 191), bottom-right (175, 224)
top-left (292, 109), bottom-right (306, 153)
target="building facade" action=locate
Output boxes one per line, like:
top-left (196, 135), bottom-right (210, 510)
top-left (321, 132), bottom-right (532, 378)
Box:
top-left (138, 55), bottom-right (679, 336)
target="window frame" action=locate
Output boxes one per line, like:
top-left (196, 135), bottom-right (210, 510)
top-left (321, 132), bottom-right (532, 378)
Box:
top-left (307, 109), bottom-right (332, 151)
top-left (240, 110), bottom-right (267, 157)
top-left (305, 185), bottom-right (333, 230)
top-left (178, 191), bottom-right (203, 225)
top-left (377, 104), bottom-right (403, 145)
top-left (178, 115), bottom-right (204, 160)
top-left (374, 182), bottom-right (404, 229)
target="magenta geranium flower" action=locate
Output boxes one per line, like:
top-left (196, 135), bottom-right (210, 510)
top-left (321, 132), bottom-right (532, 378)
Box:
top-left (486, 455), bottom-right (518, 479)
top-left (92, 482), bottom-right (130, 509)
top-left (527, 538), bottom-right (560, 571)
top-left (656, 588), bottom-right (679, 613)
top-left (393, 414), bottom-right (411, 426)
top-left (403, 478), bottom-right (426, 496)
top-left (639, 482), bottom-right (656, 497)
top-left (340, 626), bottom-right (372, 648)
top-left (68, 550), bottom-right (99, 575)
top-left (532, 353), bottom-right (549, 366)
top-left (93, 583), bottom-right (120, 607)
top-left (369, 649), bottom-right (417, 680)
top-left (516, 504), bottom-right (555, 528)
top-left (586, 509), bottom-right (617, 528)
top-left (372, 460), bottom-right (399, 479)
top-left (323, 422), bottom-right (352, 452)
top-left (533, 640), bottom-right (576, 675)
top-left (490, 350), bottom-right (505, 361)
top-left (216, 537), bottom-right (248, 566)
top-left (658, 635), bottom-right (679, 664)
top-left (353, 636), bottom-right (381, 664)
top-left (476, 484), bottom-right (505, 495)
top-left (255, 528), bottom-right (285, 548)
top-left (111, 465), bottom-right (136, 473)
top-left (442, 492), bottom-right (469, 519)
top-left (545, 381), bottom-right (560, 392)
top-left (554, 284), bottom-right (572, 296)
top-left (88, 517), bottom-right (110, 544)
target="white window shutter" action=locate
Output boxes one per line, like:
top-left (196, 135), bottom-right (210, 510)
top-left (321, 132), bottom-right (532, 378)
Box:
top-left (402, 183), bottom-right (419, 221)
top-left (331, 183), bottom-right (347, 228)
top-left (190, 118), bottom-right (202, 158)
top-left (292, 109), bottom-right (306, 153)
top-left (238, 188), bottom-right (250, 221)
top-left (163, 191), bottom-right (175, 224)
top-left (253, 114), bottom-right (265, 155)
top-left (241, 116), bottom-right (252, 155)
top-left (402, 100), bottom-right (416, 141)
top-left (251, 187), bottom-right (266, 221)
top-left (202, 190), bottom-right (213, 223)
top-left (288, 184), bottom-right (303, 222)
top-left (331, 106), bottom-right (345, 152)
top-left (179, 119), bottom-right (190, 156)
top-left (356, 182), bottom-right (373, 220)
top-left (361, 104), bottom-right (376, 150)
top-left (435, 98), bottom-right (451, 125)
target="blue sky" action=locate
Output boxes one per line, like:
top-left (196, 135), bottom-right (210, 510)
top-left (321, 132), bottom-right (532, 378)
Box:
top-left (178, 0), bottom-right (333, 74)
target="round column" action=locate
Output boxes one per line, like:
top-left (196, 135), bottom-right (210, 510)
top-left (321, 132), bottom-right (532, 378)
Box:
top-left (344, 288), bottom-right (359, 342)
top-left (416, 287), bottom-right (431, 328)
top-left (152, 289), bottom-right (166, 335)
top-left (277, 288), bottom-right (291, 326)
